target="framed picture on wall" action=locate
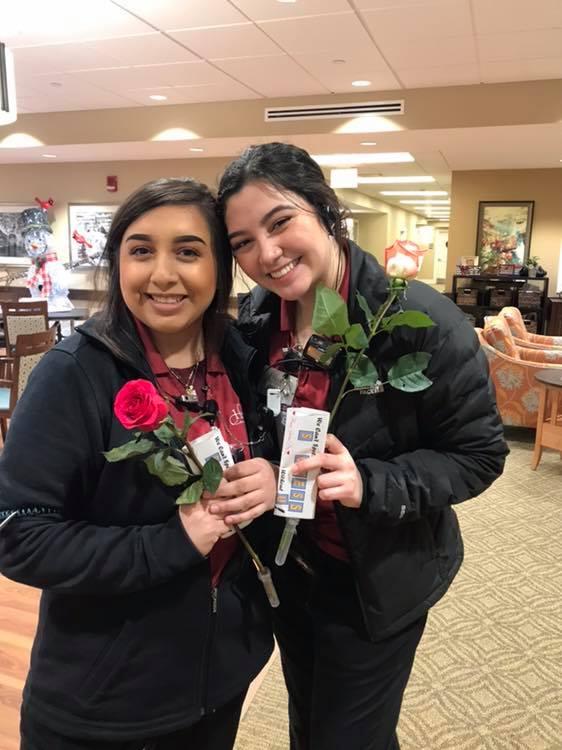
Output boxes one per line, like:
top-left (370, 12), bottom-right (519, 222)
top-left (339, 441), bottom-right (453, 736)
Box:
top-left (0, 203), bottom-right (34, 265)
top-left (68, 203), bottom-right (119, 268)
top-left (475, 200), bottom-right (534, 268)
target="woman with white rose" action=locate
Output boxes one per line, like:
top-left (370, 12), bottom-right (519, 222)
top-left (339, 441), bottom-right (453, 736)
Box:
top-left (218, 143), bottom-right (508, 750)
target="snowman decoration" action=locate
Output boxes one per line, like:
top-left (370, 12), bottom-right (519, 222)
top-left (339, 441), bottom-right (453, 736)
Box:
top-left (18, 206), bottom-right (73, 311)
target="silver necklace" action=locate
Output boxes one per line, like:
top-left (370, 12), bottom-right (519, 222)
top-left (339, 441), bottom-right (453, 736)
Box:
top-left (168, 360), bottom-right (202, 402)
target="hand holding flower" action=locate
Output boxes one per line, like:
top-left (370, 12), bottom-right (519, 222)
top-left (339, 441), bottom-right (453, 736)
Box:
top-left (207, 458), bottom-right (278, 526)
top-left (178, 500), bottom-right (232, 557)
top-left (292, 435), bottom-right (363, 509)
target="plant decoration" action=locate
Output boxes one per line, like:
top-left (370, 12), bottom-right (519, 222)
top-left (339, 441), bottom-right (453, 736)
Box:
top-left (313, 240), bottom-right (435, 428)
top-left (526, 255), bottom-right (540, 268)
top-left (104, 379), bottom-right (279, 607)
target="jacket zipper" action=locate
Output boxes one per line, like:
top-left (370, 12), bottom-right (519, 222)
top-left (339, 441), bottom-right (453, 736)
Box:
top-left (199, 585), bottom-right (218, 716)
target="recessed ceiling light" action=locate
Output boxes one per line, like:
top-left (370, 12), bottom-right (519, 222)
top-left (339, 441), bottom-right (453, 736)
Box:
top-left (189, 147), bottom-right (204, 152)
top-left (276, 0), bottom-right (297, 3)
top-left (359, 176), bottom-right (436, 185)
top-left (380, 190), bottom-right (448, 196)
top-left (360, 141), bottom-right (377, 146)
top-left (352, 80), bottom-right (371, 87)
top-left (312, 152), bottom-right (414, 166)
top-left (42, 153), bottom-right (57, 158)
top-left (332, 59), bottom-right (346, 64)
top-left (149, 94), bottom-right (167, 101)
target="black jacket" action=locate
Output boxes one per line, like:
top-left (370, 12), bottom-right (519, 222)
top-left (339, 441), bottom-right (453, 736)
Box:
top-left (0, 314), bottom-right (274, 740)
top-left (237, 241), bottom-right (508, 641)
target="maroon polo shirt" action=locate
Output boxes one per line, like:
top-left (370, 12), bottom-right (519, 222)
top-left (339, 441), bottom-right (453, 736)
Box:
top-left (269, 254), bottom-right (351, 562)
top-left (135, 319), bottom-right (250, 584)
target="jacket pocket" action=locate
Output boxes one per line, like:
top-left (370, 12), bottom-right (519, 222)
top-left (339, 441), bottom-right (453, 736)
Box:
top-left (79, 620), bottom-right (133, 703)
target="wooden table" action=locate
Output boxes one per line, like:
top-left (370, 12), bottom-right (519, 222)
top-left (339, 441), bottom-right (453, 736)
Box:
top-left (531, 369), bottom-right (562, 469)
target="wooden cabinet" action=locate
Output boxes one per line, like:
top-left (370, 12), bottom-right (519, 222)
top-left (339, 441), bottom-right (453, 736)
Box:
top-left (546, 297), bottom-right (562, 336)
top-left (451, 274), bottom-right (549, 332)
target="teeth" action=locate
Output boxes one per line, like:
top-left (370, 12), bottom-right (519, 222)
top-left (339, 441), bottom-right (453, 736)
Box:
top-left (150, 295), bottom-right (184, 304)
top-left (270, 259), bottom-right (298, 279)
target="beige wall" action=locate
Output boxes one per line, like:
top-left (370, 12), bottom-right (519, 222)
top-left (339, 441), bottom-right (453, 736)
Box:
top-left (447, 169), bottom-right (562, 289)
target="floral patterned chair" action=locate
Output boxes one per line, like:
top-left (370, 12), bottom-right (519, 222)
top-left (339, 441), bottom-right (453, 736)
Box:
top-left (478, 318), bottom-right (562, 427)
top-left (499, 306), bottom-right (562, 349)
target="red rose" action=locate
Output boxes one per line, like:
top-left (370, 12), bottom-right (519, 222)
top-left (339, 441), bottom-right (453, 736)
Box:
top-left (114, 379), bottom-right (168, 431)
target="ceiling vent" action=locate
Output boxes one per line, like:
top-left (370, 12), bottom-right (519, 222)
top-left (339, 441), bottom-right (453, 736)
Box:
top-left (265, 99), bottom-right (404, 122)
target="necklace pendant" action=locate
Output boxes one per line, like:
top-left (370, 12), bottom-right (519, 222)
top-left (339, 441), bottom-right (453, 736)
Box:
top-left (184, 384), bottom-right (197, 401)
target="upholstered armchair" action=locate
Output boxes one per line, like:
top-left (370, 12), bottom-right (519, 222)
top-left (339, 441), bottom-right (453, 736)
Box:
top-left (499, 306), bottom-right (562, 349)
top-left (478, 318), bottom-right (562, 427)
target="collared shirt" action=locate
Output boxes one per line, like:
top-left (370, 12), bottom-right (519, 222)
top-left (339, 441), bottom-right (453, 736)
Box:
top-left (268, 249), bottom-right (351, 562)
top-left (134, 319), bottom-right (249, 584)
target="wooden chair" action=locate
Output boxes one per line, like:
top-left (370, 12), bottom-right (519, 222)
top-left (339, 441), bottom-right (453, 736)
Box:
top-left (0, 300), bottom-right (48, 356)
top-left (0, 325), bottom-right (57, 442)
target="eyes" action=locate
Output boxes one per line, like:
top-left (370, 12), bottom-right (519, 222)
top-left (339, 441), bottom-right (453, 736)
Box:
top-left (231, 215), bottom-right (292, 253)
top-left (128, 246), bottom-right (200, 260)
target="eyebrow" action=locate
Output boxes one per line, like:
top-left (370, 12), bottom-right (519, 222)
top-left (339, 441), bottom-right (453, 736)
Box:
top-left (124, 233), bottom-right (207, 245)
top-left (227, 204), bottom-right (295, 241)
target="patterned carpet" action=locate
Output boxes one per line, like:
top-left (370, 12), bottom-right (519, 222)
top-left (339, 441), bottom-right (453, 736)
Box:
top-left (234, 429), bottom-right (562, 750)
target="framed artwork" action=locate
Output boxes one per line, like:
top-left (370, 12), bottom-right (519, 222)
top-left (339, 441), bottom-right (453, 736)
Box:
top-left (476, 201), bottom-right (534, 268)
top-left (0, 204), bottom-right (34, 265)
top-left (68, 203), bottom-right (119, 267)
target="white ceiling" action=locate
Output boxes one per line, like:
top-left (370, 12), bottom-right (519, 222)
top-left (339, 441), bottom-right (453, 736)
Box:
top-left (3, 0), bottom-right (562, 218)
top-left (6, 0), bottom-right (562, 111)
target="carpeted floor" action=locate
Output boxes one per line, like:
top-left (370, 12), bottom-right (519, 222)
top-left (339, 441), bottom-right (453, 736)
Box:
top-left (234, 429), bottom-right (562, 750)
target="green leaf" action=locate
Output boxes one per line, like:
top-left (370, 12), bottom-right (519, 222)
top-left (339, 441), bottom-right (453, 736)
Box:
top-left (103, 438), bottom-right (154, 462)
top-left (312, 285), bottom-right (350, 337)
top-left (356, 291), bottom-right (374, 326)
top-left (382, 311), bottom-right (435, 333)
top-left (144, 451), bottom-right (190, 486)
top-left (346, 352), bottom-right (379, 388)
top-left (344, 323), bottom-right (369, 350)
top-left (202, 457), bottom-right (223, 494)
top-left (176, 480), bottom-right (204, 505)
top-left (388, 353), bottom-right (433, 392)
top-left (319, 341), bottom-right (344, 365)
top-left (153, 421), bottom-right (177, 445)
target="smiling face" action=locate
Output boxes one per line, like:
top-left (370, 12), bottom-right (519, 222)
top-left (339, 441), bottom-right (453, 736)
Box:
top-left (23, 228), bottom-right (51, 259)
top-left (224, 181), bottom-right (340, 303)
top-left (119, 204), bottom-right (217, 349)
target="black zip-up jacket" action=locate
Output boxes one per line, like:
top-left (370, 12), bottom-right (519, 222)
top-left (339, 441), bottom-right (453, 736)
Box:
top-left (237, 241), bottom-right (508, 641)
top-left (0, 314), bottom-right (274, 740)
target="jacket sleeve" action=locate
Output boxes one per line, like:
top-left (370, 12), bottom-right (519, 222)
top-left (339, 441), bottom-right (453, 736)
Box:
top-left (354, 315), bottom-right (508, 525)
top-left (0, 348), bottom-right (205, 595)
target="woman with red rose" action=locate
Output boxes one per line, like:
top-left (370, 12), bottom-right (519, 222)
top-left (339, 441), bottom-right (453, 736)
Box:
top-left (0, 178), bottom-right (277, 749)
top-left (217, 143), bottom-right (508, 750)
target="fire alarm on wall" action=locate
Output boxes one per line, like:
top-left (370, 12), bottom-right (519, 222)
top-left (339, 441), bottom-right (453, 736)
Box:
top-left (106, 175), bottom-right (118, 192)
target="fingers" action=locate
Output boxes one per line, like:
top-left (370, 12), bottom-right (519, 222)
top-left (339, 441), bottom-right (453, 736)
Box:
top-left (292, 452), bottom-right (346, 475)
top-left (210, 491), bottom-right (271, 526)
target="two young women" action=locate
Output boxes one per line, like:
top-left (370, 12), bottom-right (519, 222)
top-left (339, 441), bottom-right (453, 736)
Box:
top-left (217, 142), bottom-right (509, 750)
top-left (0, 178), bottom-right (277, 749)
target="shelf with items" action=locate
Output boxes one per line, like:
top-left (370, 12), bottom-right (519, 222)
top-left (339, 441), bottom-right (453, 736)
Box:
top-left (451, 274), bottom-right (549, 332)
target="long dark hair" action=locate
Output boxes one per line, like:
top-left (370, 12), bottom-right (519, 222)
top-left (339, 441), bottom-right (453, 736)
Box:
top-left (95, 177), bottom-right (232, 362)
top-left (217, 142), bottom-right (350, 250)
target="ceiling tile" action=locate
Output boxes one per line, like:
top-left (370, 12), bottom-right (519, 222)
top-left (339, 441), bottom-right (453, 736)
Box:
top-left (114, 0), bottom-right (247, 29)
top-left (12, 43), bottom-right (121, 75)
top-left (230, 0), bottom-right (351, 22)
top-left (125, 80), bottom-right (259, 105)
top-left (4, 0), bottom-right (151, 47)
top-left (480, 58), bottom-right (562, 84)
top-left (472, 0), bottom-right (562, 33)
top-left (169, 24), bottom-right (280, 59)
top-left (478, 29), bottom-right (562, 62)
top-left (398, 63), bottom-right (481, 88)
top-left (85, 34), bottom-right (199, 65)
top-left (383, 35), bottom-right (477, 69)
top-left (60, 62), bottom-right (232, 92)
top-left (361, 0), bottom-right (472, 40)
top-left (258, 13), bottom-right (378, 56)
top-left (213, 56), bottom-right (330, 97)
top-left (293, 53), bottom-right (401, 92)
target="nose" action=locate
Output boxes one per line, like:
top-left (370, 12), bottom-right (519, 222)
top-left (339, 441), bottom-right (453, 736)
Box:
top-left (256, 235), bottom-right (283, 269)
top-left (150, 253), bottom-right (178, 287)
